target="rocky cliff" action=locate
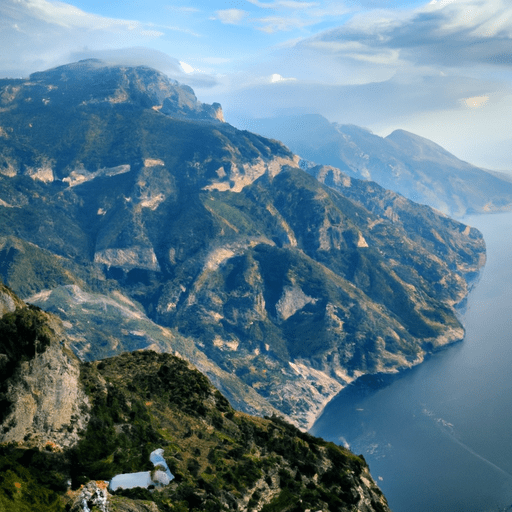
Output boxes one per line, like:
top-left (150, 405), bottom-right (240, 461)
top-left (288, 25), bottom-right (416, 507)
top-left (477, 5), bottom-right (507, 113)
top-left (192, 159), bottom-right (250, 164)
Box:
top-left (0, 284), bottom-right (89, 451)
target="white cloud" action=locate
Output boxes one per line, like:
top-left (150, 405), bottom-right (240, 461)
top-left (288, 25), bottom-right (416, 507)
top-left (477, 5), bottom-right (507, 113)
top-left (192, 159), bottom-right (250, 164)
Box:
top-left (307, 39), bottom-right (402, 65)
top-left (252, 2), bottom-right (351, 33)
top-left (429, 0), bottom-right (457, 5)
top-left (421, 0), bottom-right (512, 39)
top-left (295, 0), bottom-right (512, 75)
top-left (140, 30), bottom-right (165, 38)
top-left (10, 0), bottom-right (138, 30)
top-left (425, 0), bottom-right (509, 35)
top-left (0, 0), bottom-right (197, 77)
top-left (257, 15), bottom-right (310, 32)
top-left (246, 0), bottom-right (319, 9)
top-left (215, 9), bottom-right (248, 25)
top-left (65, 47), bottom-right (220, 88)
top-left (180, 61), bottom-right (195, 73)
top-left (270, 73), bottom-right (296, 82)
top-left (209, 0), bottom-right (512, 170)
top-left (210, 1), bottom-right (352, 34)
top-left (166, 6), bottom-right (201, 13)
top-left (462, 95), bottom-right (490, 109)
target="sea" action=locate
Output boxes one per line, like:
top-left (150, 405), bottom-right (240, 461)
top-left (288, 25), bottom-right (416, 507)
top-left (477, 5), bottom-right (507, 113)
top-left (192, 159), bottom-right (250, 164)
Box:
top-left (311, 210), bottom-right (512, 512)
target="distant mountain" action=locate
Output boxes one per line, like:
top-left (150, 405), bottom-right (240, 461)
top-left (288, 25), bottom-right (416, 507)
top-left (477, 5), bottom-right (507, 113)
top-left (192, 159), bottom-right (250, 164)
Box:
top-left (0, 283), bottom-right (391, 512)
top-left (0, 60), bottom-right (485, 429)
top-left (242, 114), bottom-right (512, 217)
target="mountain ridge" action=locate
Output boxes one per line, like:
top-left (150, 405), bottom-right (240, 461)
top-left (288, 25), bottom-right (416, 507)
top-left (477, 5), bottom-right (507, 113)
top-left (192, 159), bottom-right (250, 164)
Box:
top-left (240, 113), bottom-right (512, 217)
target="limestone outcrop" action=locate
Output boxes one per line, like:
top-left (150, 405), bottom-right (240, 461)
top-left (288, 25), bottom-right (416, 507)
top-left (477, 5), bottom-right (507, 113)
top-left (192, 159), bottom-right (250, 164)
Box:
top-left (0, 286), bottom-right (89, 450)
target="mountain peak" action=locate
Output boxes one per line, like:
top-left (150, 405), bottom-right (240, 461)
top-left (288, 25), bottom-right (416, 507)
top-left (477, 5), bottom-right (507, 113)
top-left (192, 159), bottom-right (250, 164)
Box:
top-left (385, 129), bottom-right (466, 166)
top-left (29, 58), bottom-right (122, 78)
top-left (19, 60), bottom-right (224, 122)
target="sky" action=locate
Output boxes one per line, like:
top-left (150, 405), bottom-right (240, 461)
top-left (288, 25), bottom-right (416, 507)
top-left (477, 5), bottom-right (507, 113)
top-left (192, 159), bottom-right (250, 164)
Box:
top-left (2, 0), bottom-right (512, 170)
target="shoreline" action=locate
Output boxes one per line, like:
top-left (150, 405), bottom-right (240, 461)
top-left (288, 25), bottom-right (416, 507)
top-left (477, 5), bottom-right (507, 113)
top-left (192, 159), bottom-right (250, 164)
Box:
top-left (307, 269), bottom-right (484, 433)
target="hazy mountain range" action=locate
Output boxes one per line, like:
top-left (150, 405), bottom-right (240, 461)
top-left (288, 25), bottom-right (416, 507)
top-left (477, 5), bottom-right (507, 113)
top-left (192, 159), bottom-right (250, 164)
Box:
top-left (240, 114), bottom-right (512, 217)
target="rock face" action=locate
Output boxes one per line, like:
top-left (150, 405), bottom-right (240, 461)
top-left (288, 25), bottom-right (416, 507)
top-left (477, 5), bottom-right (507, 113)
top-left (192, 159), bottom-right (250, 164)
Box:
top-left (69, 481), bottom-right (111, 512)
top-left (0, 284), bottom-right (89, 450)
top-left (0, 281), bottom-right (23, 316)
top-left (0, 61), bottom-right (486, 429)
top-left (244, 113), bottom-right (512, 217)
top-left (0, 339), bottom-right (89, 450)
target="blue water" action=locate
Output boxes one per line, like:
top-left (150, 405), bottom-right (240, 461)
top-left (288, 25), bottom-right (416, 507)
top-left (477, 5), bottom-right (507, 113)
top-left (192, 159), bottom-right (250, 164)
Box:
top-left (311, 211), bottom-right (512, 512)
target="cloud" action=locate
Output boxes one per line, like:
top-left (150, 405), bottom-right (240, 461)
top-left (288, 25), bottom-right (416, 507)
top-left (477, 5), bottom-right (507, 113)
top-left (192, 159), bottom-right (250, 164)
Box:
top-left (166, 6), bottom-right (200, 13)
top-left (140, 30), bottom-right (165, 38)
top-left (270, 73), bottom-right (297, 82)
top-left (0, 0), bottom-right (200, 78)
top-left (215, 9), bottom-right (248, 25)
top-left (254, 1), bottom-right (352, 32)
top-left (66, 47), bottom-right (220, 88)
top-left (4, 0), bottom-right (139, 30)
top-left (209, 1), bottom-right (351, 34)
top-left (219, 72), bottom-right (504, 124)
top-left (210, 1), bottom-right (512, 169)
top-left (68, 47), bottom-right (182, 74)
top-left (462, 95), bottom-right (490, 109)
top-left (246, 0), bottom-right (319, 8)
top-left (180, 61), bottom-right (195, 74)
top-left (257, 15), bottom-right (312, 33)
top-left (299, 0), bottom-right (512, 70)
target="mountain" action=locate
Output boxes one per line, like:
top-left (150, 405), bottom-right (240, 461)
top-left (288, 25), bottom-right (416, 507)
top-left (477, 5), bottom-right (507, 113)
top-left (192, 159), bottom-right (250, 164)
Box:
top-left (0, 60), bottom-right (485, 429)
top-left (0, 283), bottom-right (391, 512)
top-left (241, 114), bottom-right (512, 217)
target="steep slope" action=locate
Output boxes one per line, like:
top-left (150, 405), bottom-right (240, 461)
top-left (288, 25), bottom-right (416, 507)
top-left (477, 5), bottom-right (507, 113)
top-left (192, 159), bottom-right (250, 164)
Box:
top-left (0, 289), bottom-right (391, 512)
top-left (242, 114), bottom-right (512, 217)
top-left (0, 284), bottom-right (89, 451)
top-left (0, 61), bottom-right (485, 428)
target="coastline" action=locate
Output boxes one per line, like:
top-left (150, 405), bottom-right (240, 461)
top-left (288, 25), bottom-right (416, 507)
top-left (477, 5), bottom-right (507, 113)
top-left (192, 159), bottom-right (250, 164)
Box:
top-left (307, 265), bottom-right (484, 433)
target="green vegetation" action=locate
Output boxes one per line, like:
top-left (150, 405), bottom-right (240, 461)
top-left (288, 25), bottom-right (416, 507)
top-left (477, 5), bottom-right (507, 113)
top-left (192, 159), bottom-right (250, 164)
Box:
top-left (0, 447), bottom-right (67, 512)
top-left (0, 305), bottom-right (52, 361)
top-left (0, 237), bottom-right (83, 298)
top-left (3, 349), bottom-right (382, 512)
top-left (0, 344), bottom-right (366, 511)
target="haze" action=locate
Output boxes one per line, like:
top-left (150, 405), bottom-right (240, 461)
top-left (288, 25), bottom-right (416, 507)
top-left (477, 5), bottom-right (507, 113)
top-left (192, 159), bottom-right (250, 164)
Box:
top-left (2, 0), bottom-right (512, 171)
